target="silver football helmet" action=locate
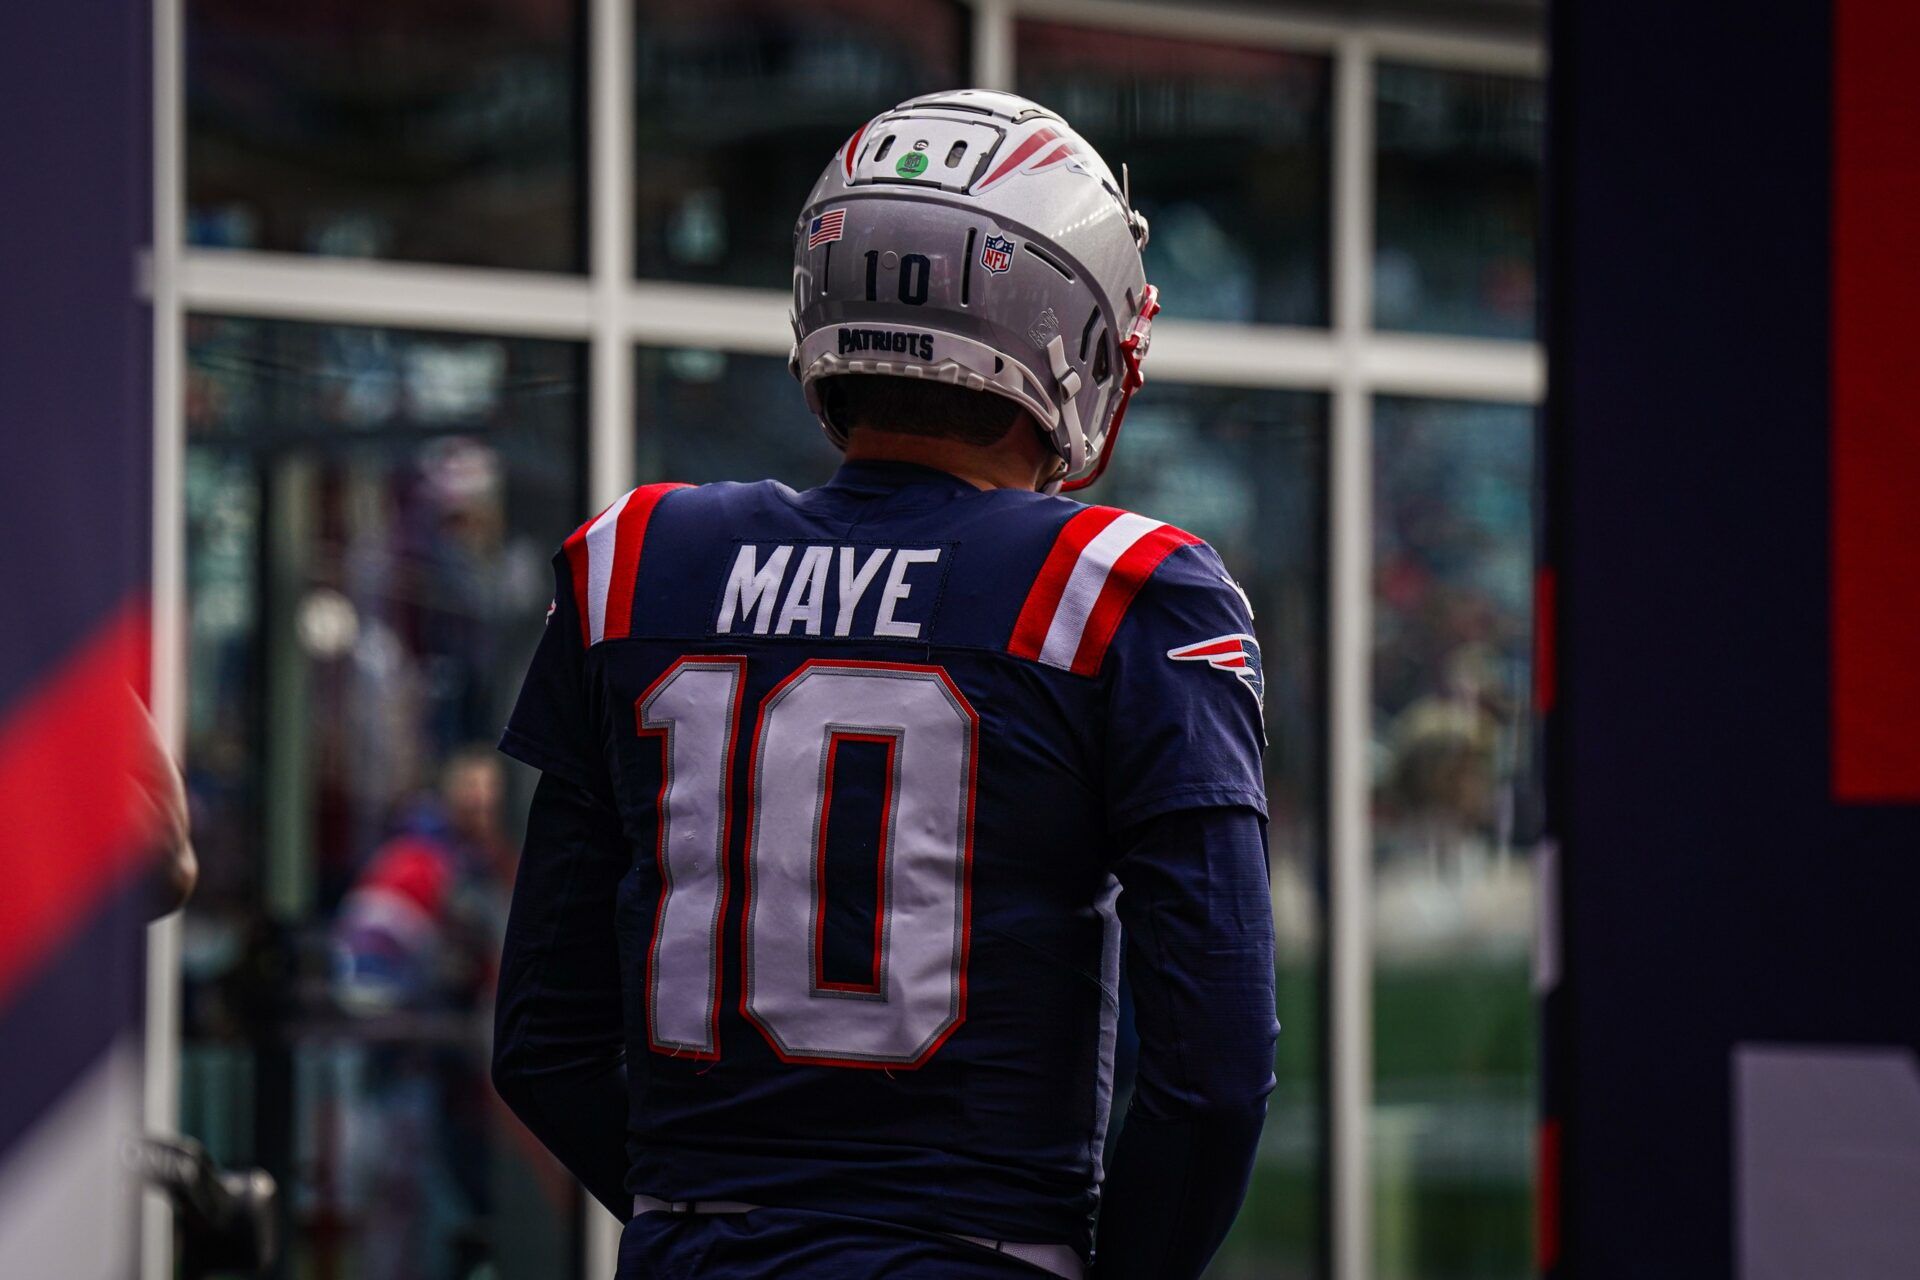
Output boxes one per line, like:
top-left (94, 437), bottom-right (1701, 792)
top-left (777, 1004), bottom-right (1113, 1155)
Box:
top-left (788, 89), bottom-right (1158, 492)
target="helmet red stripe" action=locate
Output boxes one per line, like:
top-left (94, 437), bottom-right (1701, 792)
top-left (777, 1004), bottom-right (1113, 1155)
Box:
top-left (977, 126), bottom-right (1059, 190)
top-left (843, 121), bottom-right (870, 179)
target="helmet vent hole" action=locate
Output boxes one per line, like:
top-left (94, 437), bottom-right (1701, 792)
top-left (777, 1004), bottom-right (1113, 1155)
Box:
top-left (1093, 339), bottom-right (1112, 386)
top-left (874, 134), bottom-right (896, 162)
top-left (1079, 308), bottom-right (1102, 361)
top-left (945, 141), bottom-right (968, 168)
top-left (1025, 243), bottom-right (1075, 283)
top-left (994, 357), bottom-right (1004, 374)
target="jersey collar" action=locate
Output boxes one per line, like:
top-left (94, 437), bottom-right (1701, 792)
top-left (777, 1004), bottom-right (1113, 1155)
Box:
top-left (823, 459), bottom-right (985, 496)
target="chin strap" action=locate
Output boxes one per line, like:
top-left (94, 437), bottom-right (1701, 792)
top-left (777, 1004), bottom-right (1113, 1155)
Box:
top-left (1060, 283), bottom-right (1160, 493)
top-left (1045, 334), bottom-right (1087, 480)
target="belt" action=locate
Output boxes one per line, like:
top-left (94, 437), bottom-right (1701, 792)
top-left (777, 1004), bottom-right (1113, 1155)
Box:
top-left (631, 1195), bottom-right (1085, 1280)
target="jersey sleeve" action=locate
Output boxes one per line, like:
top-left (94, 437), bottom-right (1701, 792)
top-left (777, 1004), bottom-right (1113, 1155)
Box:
top-left (499, 549), bottom-right (607, 796)
top-left (1103, 540), bottom-right (1268, 828)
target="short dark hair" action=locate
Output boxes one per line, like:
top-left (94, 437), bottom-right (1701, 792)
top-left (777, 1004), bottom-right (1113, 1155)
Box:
top-left (819, 375), bottom-right (1026, 447)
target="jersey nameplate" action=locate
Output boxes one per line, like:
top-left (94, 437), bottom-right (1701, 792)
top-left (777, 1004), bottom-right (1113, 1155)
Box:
top-left (713, 542), bottom-right (950, 640)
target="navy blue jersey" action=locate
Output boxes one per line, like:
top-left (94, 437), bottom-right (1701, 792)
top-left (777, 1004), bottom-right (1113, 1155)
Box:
top-left (499, 460), bottom-right (1268, 1253)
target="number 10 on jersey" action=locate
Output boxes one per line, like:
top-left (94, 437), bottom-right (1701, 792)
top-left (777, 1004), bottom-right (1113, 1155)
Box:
top-left (637, 658), bottom-right (977, 1069)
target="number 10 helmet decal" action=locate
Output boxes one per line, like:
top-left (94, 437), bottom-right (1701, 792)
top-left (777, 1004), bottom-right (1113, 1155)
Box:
top-left (789, 89), bottom-right (1159, 493)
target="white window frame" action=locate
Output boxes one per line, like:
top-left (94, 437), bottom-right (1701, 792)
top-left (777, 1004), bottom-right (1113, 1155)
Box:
top-left (145, 2), bottom-right (1545, 1277)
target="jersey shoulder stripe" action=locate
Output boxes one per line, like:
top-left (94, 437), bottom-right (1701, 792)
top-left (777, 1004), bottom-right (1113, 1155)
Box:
top-left (562, 482), bottom-right (689, 646)
top-left (1007, 504), bottom-right (1201, 675)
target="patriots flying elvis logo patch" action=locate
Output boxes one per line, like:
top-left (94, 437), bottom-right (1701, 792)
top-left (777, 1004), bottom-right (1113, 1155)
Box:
top-left (1167, 633), bottom-right (1265, 711)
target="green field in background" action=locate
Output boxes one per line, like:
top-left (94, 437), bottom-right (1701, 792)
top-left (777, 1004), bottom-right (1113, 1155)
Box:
top-left (1200, 956), bottom-right (1534, 1280)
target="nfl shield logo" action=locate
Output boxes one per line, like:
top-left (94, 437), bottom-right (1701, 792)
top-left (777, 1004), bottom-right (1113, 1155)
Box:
top-left (980, 234), bottom-right (1015, 274)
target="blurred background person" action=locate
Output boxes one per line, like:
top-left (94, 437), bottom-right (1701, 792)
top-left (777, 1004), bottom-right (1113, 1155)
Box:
top-left (332, 747), bottom-right (526, 1280)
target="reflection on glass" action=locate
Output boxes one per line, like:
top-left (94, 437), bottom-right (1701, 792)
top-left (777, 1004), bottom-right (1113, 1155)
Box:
top-left (1370, 397), bottom-right (1536, 1280)
top-left (183, 317), bottom-right (586, 1279)
top-left (1016, 23), bottom-right (1331, 327)
top-left (636, 346), bottom-right (842, 487)
top-left (1374, 64), bottom-right (1543, 339)
top-left (634, 0), bottom-right (970, 286)
top-left (187, 0), bottom-right (584, 270)
top-left (1099, 386), bottom-right (1327, 1280)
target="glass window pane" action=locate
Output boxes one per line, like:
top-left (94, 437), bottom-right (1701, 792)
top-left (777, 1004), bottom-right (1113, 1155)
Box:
top-left (1373, 64), bottom-right (1543, 339)
top-left (1370, 396), bottom-right (1538, 1280)
top-left (634, 0), bottom-right (971, 287)
top-left (1016, 23), bottom-right (1331, 327)
top-left (636, 346), bottom-right (841, 486)
top-left (182, 316), bottom-right (586, 1279)
top-left (1098, 387), bottom-right (1327, 1280)
top-left (187, 0), bottom-right (585, 271)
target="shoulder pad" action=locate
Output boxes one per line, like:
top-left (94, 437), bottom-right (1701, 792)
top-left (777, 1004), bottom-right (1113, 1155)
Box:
top-left (1006, 504), bottom-right (1200, 675)
top-left (561, 482), bottom-right (689, 645)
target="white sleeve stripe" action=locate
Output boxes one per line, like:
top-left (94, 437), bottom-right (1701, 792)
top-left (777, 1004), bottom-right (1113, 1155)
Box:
top-left (583, 489), bottom-right (631, 645)
top-left (1036, 512), bottom-right (1165, 669)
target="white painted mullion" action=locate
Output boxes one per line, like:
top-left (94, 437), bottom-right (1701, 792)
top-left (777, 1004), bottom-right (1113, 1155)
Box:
top-left (178, 250), bottom-right (594, 336)
top-left (1007, 0), bottom-right (1345, 52)
top-left (582, 1), bottom-right (633, 1273)
top-left (623, 281), bottom-right (793, 354)
top-left (143, 0), bottom-right (186, 1277)
top-left (1006, 0), bottom-right (1543, 73)
top-left (589, 0), bottom-right (636, 510)
top-left (971, 0), bottom-right (1015, 91)
top-left (1150, 323), bottom-right (1341, 390)
top-left (1368, 26), bottom-right (1544, 76)
top-left (1329, 32), bottom-right (1375, 1280)
top-left (1362, 333), bottom-right (1544, 403)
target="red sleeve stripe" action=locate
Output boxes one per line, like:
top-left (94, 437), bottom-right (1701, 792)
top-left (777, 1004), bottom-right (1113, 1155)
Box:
top-left (561, 503), bottom-right (610, 646)
top-left (1068, 523), bottom-right (1202, 676)
top-left (1009, 507), bottom-right (1200, 674)
top-left (601, 483), bottom-right (689, 642)
top-left (1008, 506), bottom-right (1128, 661)
top-left (564, 484), bottom-right (688, 647)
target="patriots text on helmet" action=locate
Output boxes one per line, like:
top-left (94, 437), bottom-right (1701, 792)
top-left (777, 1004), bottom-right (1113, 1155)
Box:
top-left (837, 327), bottom-right (935, 361)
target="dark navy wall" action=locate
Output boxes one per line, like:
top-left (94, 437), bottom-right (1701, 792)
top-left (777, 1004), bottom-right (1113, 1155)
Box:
top-left (0, 0), bottom-right (153, 1243)
top-left (1545, 2), bottom-right (1920, 1275)
top-left (0, 0), bottom-right (151, 710)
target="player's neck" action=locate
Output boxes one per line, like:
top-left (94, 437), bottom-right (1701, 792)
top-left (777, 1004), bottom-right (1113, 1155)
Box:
top-left (841, 425), bottom-right (1056, 493)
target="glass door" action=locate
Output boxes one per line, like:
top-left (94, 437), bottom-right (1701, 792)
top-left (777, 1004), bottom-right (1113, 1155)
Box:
top-left (180, 316), bottom-right (587, 1280)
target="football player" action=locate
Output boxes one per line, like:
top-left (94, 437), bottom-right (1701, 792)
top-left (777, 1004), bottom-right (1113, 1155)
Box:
top-left (492, 90), bottom-right (1278, 1279)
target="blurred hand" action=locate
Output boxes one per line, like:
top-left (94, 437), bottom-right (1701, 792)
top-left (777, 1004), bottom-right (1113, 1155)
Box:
top-left (129, 689), bottom-right (196, 919)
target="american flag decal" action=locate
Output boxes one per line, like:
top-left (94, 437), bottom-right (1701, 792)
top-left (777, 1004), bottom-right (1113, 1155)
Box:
top-left (808, 209), bottom-right (846, 249)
